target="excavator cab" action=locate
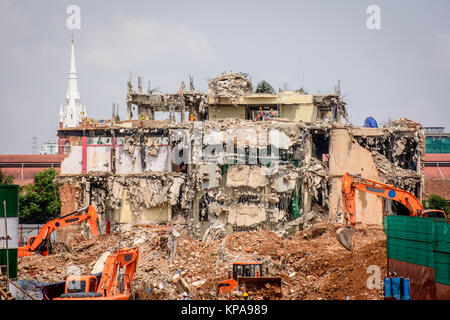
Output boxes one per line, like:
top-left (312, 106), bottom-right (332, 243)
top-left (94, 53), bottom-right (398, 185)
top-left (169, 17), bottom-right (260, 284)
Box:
top-left (233, 263), bottom-right (263, 279)
top-left (60, 275), bottom-right (103, 299)
top-left (421, 210), bottom-right (447, 218)
top-left (23, 236), bottom-right (51, 256)
top-left (65, 276), bottom-right (98, 293)
top-left (218, 263), bottom-right (282, 296)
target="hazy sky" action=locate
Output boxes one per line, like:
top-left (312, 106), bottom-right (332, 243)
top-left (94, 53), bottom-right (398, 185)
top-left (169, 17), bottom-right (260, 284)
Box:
top-left (1, 0), bottom-right (450, 154)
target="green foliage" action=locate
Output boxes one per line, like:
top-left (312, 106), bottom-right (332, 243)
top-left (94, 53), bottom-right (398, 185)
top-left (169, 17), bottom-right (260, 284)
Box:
top-left (426, 194), bottom-right (449, 214)
top-left (19, 168), bottom-right (61, 223)
top-left (0, 168), bottom-right (14, 184)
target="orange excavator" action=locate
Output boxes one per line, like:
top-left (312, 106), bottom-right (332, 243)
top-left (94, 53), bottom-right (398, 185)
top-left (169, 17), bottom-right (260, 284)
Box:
top-left (18, 205), bottom-right (99, 258)
top-left (336, 172), bottom-right (447, 251)
top-left (54, 247), bottom-right (139, 300)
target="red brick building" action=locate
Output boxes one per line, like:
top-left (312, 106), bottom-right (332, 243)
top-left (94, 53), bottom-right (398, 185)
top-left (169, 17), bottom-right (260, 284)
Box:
top-left (423, 153), bottom-right (450, 206)
top-left (0, 154), bottom-right (65, 186)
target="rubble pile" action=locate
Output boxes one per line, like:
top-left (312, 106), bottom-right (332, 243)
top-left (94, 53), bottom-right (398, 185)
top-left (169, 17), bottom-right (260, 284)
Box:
top-left (209, 73), bottom-right (253, 103)
top-left (59, 173), bottom-right (192, 224)
top-left (370, 151), bottom-right (420, 192)
top-left (313, 95), bottom-right (348, 122)
top-left (18, 221), bottom-right (386, 300)
top-left (81, 118), bottom-right (112, 128)
top-left (298, 157), bottom-right (329, 202)
top-left (355, 118), bottom-right (425, 176)
top-left (385, 118), bottom-right (422, 129)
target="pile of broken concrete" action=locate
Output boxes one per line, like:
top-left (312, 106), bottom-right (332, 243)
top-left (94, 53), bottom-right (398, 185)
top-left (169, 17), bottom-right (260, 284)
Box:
top-left (209, 73), bottom-right (253, 102)
top-left (18, 219), bottom-right (387, 300)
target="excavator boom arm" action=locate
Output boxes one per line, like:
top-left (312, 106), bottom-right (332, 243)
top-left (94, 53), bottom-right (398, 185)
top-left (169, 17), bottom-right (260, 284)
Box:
top-left (342, 172), bottom-right (424, 227)
top-left (25, 205), bottom-right (99, 252)
top-left (337, 172), bottom-right (445, 251)
top-left (97, 247), bottom-right (139, 296)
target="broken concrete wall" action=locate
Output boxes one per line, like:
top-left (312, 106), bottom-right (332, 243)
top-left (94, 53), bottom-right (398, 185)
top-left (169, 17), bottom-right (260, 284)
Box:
top-left (116, 145), bottom-right (172, 174)
top-left (328, 128), bottom-right (383, 225)
top-left (352, 122), bottom-right (424, 198)
top-left (57, 111), bottom-right (425, 240)
top-left (106, 174), bottom-right (186, 211)
top-left (208, 73), bottom-right (253, 104)
top-left (227, 204), bottom-right (266, 227)
top-left (58, 120), bottom-right (331, 239)
top-left (57, 172), bottom-right (190, 232)
top-left (87, 146), bottom-right (111, 172)
top-left (61, 146), bottom-right (83, 174)
top-left (327, 121), bottom-right (425, 225)
top-left (208, 105), bottom-right (246, 120)
top-left (116, 132), bottom-right (172, 174)
top-left (353, 125), bottom-right (424, 173)
top-left (226, 165), bottom-right (270, 188)
top-left (112, 189), bottom-right (172, 224)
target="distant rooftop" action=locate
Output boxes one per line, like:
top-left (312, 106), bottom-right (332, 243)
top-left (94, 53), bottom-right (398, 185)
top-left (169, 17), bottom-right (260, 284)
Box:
top-left (424, 127), bottom-right (446, 134)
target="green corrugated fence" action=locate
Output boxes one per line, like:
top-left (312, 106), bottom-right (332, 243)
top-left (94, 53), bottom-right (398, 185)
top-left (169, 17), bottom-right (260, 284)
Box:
top-left (383, 215), bottom-right (450, 286)
top-left (426, 136), bottom-right (450, 153)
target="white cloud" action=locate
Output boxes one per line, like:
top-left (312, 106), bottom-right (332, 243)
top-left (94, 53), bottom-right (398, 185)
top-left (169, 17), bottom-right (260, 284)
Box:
top-left (79, 15), bottom-right (213, 70)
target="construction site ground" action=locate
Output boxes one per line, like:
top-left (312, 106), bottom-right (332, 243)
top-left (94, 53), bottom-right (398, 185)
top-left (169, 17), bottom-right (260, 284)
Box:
top-left (17, 221), bottom-right (387, 300)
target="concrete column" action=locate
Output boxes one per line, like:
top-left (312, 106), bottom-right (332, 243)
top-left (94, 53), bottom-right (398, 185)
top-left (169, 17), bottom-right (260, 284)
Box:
top-left (302, 183), bottom-right (312, 214)
top-left (126, 103), bottom-right (132, 120)
top-left (169, 105), bottom-right (175, 121)
top-left (82, 136), bottom-right (87, 174)
top-left (193, 192), bottom-right (200, 223)
top-left (180, 102), bottom-right (186, 123)
top-left (302, 137), bottom-right (313, 214)
top-left (151, 107), bottom-right (155, 120)
top-left (111, 135), bottom-right (117, 174)
top-left (138, 105), bottom-right (142, 120)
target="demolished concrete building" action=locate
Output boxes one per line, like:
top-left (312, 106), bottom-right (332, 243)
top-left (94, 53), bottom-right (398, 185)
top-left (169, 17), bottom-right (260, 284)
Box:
top-left (56, 73), bottom-right (426, 240)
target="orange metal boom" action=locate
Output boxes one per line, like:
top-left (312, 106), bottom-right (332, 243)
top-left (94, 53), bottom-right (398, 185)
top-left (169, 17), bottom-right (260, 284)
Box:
top-left (54, 247), bottom-right (139, 300)
top-left (342, 172), bottom-right (440, 228)
top-left (338, 172), bottom-right (446, 251)
top-left (97, 247), bottom-right (139, 297)
top-left (18, 205), bottom-right (99, 257)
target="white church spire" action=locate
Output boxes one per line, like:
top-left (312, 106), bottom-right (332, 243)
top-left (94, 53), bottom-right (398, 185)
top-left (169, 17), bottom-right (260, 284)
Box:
top-left (61, 34), bottom-right (84, 128)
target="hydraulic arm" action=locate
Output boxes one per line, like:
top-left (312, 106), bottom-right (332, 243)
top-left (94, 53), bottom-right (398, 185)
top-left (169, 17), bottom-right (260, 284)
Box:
top-left (18, 205), bottom-right (99, 257)
top-left (337, 172), bottom-right (446, 251)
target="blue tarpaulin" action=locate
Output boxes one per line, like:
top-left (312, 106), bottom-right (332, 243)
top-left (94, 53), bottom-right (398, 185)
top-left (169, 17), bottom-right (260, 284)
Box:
top-left (363, 117), bottom-right (378, 128)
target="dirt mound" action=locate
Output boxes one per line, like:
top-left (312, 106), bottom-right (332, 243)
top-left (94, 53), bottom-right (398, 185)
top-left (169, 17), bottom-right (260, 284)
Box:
top-left (17, 222), bottom-right (387, 300)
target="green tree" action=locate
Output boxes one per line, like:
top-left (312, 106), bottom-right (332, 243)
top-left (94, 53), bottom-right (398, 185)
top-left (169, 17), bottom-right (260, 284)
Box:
top-left (426, 194), bottom-right (449, 215)
top-left (19, 168), bottom-right (61, 223)
top-left (0, 168), bottom-right (14, 184)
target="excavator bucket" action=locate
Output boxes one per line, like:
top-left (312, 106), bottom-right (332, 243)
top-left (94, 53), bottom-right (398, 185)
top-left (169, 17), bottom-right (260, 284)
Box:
top-left (238, 277), bottom-right (282, 296)
top-left (336, 227), bottom-right (355, 251)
